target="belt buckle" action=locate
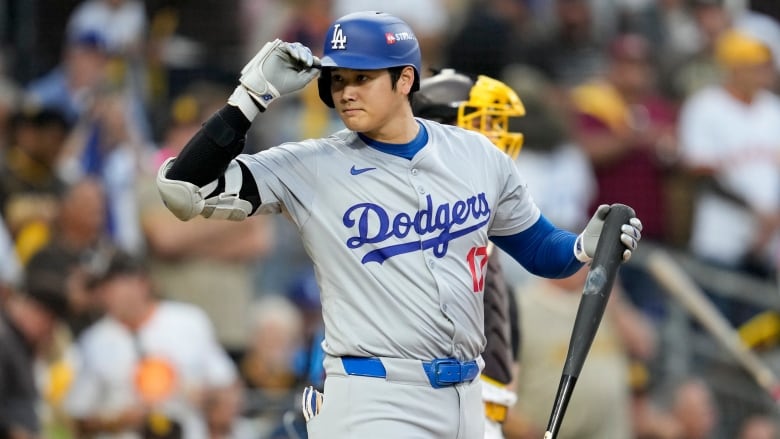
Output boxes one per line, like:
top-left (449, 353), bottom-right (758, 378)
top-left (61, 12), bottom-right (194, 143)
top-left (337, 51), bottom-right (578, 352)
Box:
top-left (431, 358), bottom-right (462, 385)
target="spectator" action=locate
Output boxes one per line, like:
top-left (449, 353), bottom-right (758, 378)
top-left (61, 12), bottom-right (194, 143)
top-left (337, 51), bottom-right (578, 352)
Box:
top-left (241, 295), bottom-right (305, 394)
top-left (26, 30), bottom-right (110, 125)
top-left (573, 32), bottom-right (677, 244)
top-left (48, 177), bottom-right (109, 260)
top-left (0, 104), bottom-right (71, 263)
top-left (570, 33), bottom-right (678, 321)
top-left (631, 386), bottom-right (685, 439)
top-left (444, 0), bottom-right (536, 80)
top-left (65, 88), bottom-right (147, 255)
top-left (203, 381), bottom-right (255, 439)
top-left (737, 415), bottom-right (780, 439)
top-left (64, 250), bottom-right (241, 439)
top-left (64, 0), bottom-right (153, 143)
top-left (678, 28), bottom-right (780, 323)
top-left (664, 0), bottom-right (733, 100)
top-left (33, 177), bottom-right (112, 337)
top-left (670, 377), bottom-right (718, 439)
top-left (241, 295), bottom-right (306, 438)
top-left (23, 241), bottom-right (90, 438)
top-left (506, 267), bottom-right (656, 439)
top-left (66, 0), bottom-right (147, 58)
top-left (0, 255), bottom-right (69, 439)
top-left (512, 0), bottom-right (610, 89)
top-left (137, 84), bottom-right (274, 354)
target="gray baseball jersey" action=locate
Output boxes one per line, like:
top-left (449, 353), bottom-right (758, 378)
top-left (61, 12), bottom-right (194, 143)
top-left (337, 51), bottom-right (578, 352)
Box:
top-left (238, 118), bottom-right (540, 362)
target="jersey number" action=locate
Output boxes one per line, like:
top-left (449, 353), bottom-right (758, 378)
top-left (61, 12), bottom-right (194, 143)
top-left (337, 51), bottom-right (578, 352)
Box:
top-left (331, 24), bottom-right (347, 50)
top-left (467, 246), bottom-right (488, 293)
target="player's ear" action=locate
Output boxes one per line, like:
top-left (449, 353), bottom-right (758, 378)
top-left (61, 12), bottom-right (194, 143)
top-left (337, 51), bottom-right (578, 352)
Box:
top-left (398, 66), bottom-right (415, 95)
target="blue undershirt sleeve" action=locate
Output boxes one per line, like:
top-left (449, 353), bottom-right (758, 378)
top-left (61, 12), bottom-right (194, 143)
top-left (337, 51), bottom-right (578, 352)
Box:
top-left (490, 215), bottom-right (584, 278)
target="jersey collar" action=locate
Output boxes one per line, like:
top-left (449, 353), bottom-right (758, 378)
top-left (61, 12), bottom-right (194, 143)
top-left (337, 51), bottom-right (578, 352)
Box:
top-left (358, 121), bottom-right (428, 160)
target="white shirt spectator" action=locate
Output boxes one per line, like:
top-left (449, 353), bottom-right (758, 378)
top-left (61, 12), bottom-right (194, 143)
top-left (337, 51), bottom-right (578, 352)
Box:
top-left (65, 301), bottom-right (237, 439)
top-left (679, 85), bottom-right (780, 267)
top-left (67, 0), bottom-right (147, 54)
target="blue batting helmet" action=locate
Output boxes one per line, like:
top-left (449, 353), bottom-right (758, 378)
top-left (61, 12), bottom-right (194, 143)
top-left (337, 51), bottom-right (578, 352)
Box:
top-left (318, 11), bottom-right (422, 108)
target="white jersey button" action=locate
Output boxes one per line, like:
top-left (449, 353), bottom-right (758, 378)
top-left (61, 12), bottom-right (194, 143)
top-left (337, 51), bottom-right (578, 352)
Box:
top-left (411, 168), bottom-right (418, 176)
top-left (427, 259), bottom-right (435, 269)
top-left (418, 186), bottom-right (425, 194)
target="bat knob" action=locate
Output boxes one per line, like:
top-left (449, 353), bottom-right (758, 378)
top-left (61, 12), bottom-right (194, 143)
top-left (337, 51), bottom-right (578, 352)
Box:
top-left (543, 432), bottom-right (553, 439)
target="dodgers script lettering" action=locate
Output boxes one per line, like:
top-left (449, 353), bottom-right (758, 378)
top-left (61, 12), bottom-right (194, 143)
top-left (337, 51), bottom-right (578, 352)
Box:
top-left (343, 193), bottom-right (491, 264)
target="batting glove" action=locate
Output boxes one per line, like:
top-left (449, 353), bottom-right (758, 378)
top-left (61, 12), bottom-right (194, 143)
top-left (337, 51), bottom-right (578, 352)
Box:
top-left (575, 204), bottom-right (643, 263)
top-left (235, 39), bottom-right (321, 111)
top-left (301, 386), bottom-right (324, 422)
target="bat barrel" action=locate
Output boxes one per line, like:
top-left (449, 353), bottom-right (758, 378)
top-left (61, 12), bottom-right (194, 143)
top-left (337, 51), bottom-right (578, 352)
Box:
top-left (543, 203), bottom-right (635, 439)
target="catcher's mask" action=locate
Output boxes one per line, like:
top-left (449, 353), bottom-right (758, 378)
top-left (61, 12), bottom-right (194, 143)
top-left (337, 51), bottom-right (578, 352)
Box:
top-left (414, 69), bottom-right (526, 160)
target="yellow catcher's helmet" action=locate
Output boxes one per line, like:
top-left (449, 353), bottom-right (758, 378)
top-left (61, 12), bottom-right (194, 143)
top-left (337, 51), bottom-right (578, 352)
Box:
top-left (413, 69), bottom-right (526, 159)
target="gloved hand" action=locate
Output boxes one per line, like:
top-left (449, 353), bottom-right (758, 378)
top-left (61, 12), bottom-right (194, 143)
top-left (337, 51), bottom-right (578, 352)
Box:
top-left (235, 39), bottom-right (321, 110)
top-left (574, 204), bottom-right (643, 263)
top-left (301, 386), bottom-right (324, 422)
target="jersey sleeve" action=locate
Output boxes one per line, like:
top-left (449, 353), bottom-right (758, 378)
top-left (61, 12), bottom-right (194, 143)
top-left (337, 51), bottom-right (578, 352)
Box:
top-left (489, 151), bottom-right (541, 236)
top-left (236, 140), bottom-right (320, 228)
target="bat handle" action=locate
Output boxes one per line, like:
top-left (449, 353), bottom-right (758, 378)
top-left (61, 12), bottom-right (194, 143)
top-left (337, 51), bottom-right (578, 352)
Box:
top-left (543, 375), bottom-right (577, 439)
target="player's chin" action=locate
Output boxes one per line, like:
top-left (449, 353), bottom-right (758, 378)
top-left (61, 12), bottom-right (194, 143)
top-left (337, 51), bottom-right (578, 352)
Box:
top-left (339, 113), bottom-right (369, 132)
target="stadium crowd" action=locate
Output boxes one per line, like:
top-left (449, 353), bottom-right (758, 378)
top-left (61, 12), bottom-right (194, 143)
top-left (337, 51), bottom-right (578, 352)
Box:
top-left (2, 0), bottom-right (780, 438)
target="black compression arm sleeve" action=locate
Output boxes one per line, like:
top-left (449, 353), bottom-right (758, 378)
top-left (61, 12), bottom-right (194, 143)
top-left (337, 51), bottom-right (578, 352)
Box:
top-left (165, 105), bottom-right (252, 186)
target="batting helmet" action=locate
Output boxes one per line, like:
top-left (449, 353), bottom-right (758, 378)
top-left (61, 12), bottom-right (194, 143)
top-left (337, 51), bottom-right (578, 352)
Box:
top-left (413, 69), bottom-right (526, 159)
top-left (318, 11), bottom-right (422, 108)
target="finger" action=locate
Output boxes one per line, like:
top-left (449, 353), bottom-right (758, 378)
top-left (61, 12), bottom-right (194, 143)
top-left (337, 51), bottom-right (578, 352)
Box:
top-left (596, 204), bottom-right (611, 219)
top-left (308, 388), bottom-right (318, 418)
top-left (629, 217), bottom-right (643, 232)
top-left (287, 42), bottom-right (314, 68)
top-left (621, 224), bottom-right (641, 241)
top-left (315, 390), bottom-right (324, 413)
top-left (620, 233), bottom-right (637, 251)
top-left (302, 387), bottom-right (314, 421)
top-left (623, 249), bottom-right (632, 262)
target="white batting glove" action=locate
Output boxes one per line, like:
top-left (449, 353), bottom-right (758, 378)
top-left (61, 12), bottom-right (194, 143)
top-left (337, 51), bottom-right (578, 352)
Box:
top-left (236, 39), bottom-right (321, 111)
top-left (574, 204), bottom-right (643, 263)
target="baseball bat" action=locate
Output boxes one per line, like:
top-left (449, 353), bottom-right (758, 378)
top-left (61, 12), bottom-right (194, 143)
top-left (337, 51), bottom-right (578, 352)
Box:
top-left (543, 204), bottom-right (635, 439)
top-left (646, 250), bottom-right (780, 403)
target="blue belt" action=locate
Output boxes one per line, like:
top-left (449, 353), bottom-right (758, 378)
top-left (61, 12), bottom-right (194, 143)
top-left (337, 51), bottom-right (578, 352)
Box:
top-left (341, 356), bottom-right (480, 389)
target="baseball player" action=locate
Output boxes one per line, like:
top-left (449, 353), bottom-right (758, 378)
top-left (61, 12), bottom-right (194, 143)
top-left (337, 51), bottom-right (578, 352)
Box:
top-left (156, 11), bottom-right (643, 439)
top-left (412, 69), bottom-right (524, 439)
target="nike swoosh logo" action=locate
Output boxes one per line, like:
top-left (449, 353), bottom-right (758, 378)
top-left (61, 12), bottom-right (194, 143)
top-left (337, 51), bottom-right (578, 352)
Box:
top-left (350, 165), bottom-right (376, 175)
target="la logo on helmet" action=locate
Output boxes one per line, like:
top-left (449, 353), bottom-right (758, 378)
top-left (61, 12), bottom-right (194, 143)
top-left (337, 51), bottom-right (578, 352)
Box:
top-left (331, 24), bottom-right (347, 50)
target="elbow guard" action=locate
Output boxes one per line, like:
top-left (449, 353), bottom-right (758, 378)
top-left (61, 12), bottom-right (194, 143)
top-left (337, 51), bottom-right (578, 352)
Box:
top-left (156, 158), bottom-right (253, 221)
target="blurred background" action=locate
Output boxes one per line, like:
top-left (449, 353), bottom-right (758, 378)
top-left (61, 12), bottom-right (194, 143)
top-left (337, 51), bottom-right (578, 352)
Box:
top-left (2, 0), bottom-right (780, 438)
